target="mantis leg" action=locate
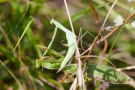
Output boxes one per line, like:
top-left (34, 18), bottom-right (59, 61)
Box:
top-left (43, 27), bottom-right (58, 56)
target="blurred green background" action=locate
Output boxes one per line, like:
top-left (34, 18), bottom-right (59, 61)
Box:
top-left (0, 0), bottom-right (135, 90)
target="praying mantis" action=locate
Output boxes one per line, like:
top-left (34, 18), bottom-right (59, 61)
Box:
top-left (36, 19), bottom-right (76, 73)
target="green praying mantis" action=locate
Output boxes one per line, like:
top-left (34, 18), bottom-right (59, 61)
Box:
top-left (36, 19), bottom-right (76, 73)
top-left (35, 19), bottom-right (132, 84)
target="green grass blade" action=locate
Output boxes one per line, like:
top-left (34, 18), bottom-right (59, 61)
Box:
top-left (64, 3), bottom-right (110, 24)
top-left (26, 27), bottom-right (42, 58)
top-left (14, 17), bottom-right (34, 51)
top-left (105, 26), bottom-right (124, 65)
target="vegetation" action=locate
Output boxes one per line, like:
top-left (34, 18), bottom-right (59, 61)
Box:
top-left (0, 0), bottom-right (135, 90)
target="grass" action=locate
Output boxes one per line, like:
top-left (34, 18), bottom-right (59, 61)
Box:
top-left (0, 0), bottom-right (135, 90)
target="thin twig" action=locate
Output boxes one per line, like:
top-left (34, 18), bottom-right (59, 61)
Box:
top-left (117, 65), bottom-right (135, 71)
top-left (81, 55), bottom-right (116, 69)
top-left (99, 0), bottom-right (118, 31)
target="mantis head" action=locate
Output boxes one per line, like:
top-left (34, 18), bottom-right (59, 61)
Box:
top-left (36, 59), bottom-right (41, 68)
top-left (50, 19), bottom-right (54, 25)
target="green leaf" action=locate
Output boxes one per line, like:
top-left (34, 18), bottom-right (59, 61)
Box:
top-left (87, 64), bottom-right (131, 84)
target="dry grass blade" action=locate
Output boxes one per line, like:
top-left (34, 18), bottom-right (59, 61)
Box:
top-left (63, 0), bottom-right (86, 89)
top-left (0, 26), bottom-right (15, 54)
top-left (17, 37), bottom-right (35, 89)
top-left (117, 66), bottom-right (135, 71)
top-left (38, 75), bottom-right (64, 90)
top-left (69, 77), bottom-right (77, 90)
top-left (99, 0), bottom-right (118, 31)
top-left (0, 60), bottom-right (24, 90)
top-left (129, 79), bottom-right (135, 89)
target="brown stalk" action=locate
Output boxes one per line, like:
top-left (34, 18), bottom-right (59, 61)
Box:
top-left (87, 0), bottom-right (99, 28)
